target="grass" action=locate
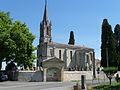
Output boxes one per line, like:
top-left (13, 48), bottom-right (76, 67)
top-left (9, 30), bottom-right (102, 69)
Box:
top-left (92, 82), bottom-right (120, 90)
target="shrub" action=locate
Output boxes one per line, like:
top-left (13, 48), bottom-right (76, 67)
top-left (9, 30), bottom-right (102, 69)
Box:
top-left (102, 67), bottom-right (118, 85)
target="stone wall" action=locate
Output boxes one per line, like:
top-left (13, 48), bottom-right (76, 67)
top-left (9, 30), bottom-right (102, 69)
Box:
top-left (63, 71), bottom-right (93, 81)
top-left (18, 71), bottom-right (43, 82)
top-left (17, 71), bottom-right (98, 82)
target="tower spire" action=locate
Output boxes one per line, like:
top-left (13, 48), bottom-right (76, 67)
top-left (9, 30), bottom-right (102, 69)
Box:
top-left (39, 0), bottom-right (52, 43)
top-left (43, 0), bottom-right (48, 21)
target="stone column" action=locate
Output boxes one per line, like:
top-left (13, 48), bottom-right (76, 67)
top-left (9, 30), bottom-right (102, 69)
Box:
top-left (74, 51), bottom-right (77, 69)
top-left (65, 48), bottom-right (67, 69)
top-left (43, 68), bottom-right (47, 82)
top-left (84, 53), bottom-right (87, 70)
top-left (61, 67), bottom-right (64, 81)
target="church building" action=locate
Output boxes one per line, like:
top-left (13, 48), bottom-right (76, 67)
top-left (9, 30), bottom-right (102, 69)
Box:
top-left (37, 0), bottom-right (95, 81)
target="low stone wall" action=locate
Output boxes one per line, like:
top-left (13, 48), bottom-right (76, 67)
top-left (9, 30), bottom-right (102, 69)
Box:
top-left (63, 71), bottom-right (93, 81)
top-left (18, 71), bottom-right (43, 82)
top-left (18, 70), bottom-right (97, 82)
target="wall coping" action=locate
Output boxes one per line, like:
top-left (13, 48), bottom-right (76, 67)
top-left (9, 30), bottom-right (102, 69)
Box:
top-left (19, 70), bottom-right (39, 73)
top-left (64, 71), bottom-right (92, 74)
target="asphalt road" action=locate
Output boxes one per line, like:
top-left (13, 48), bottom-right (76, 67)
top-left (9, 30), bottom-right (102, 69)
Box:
top-left (0, 78), bottom-right (115, 90)
top-left (0, 81), bottom-right (76, 90)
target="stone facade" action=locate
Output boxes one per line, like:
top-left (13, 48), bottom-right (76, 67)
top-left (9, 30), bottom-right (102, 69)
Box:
top-left (37, 0), bottom-right (96, 81)
top-left (40, 42), bottom-right (95, 71)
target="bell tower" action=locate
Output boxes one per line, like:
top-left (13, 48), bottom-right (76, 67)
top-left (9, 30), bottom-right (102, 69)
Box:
top-left (37, 0), bottom-right (52, 68)
top-left (39, 0), bottom-right (52, 43)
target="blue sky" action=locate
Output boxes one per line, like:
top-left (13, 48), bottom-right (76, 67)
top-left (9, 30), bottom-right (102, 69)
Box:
top-left (1, 0), bottom-right (120, 59)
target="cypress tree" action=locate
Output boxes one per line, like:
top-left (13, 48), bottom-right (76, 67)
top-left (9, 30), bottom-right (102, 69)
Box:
top-left (108, 26), bottom-right (117, 67)
top-left (114, 24), bottom-right (120, 53)
top-left (68, 31), bottom-right (75, 45)
top-left (101, 19), bottom-right (117, 67)
top-left (114, 24), bottom-right (120, 69)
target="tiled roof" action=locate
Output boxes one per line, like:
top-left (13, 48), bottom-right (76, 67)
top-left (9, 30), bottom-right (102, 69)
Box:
top-left (48, 42), bottom-right (94, 51)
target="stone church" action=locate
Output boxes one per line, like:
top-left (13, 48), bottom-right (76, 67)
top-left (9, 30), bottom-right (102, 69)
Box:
top-left (37, 0), bottom-right (95, 81)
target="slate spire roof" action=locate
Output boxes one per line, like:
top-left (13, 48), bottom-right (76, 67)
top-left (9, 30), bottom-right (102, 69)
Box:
top-left (43, 0), bottom-right (48, 22)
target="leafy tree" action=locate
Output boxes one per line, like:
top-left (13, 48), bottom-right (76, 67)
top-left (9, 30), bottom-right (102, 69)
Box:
top-left (101, 19), bottom-right (117, 67)
top-left (102, 67), bottom-right (118, 85)
top-left (0, 12), bottom-right (12, 69)
top-left (68, 31), bottom-right (75, 45)
top-left (0, 11), bottom-right (35, 70)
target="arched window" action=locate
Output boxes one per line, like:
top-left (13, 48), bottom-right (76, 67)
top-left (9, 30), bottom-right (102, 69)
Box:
top-left (46, 27), bottom-right (49, 35)
top-left (59, 50), bottom-right (61, 59)
top-left (70, 51), bottom-right (72, 60)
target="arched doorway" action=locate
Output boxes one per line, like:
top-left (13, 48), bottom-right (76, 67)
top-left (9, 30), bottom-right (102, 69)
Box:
top-left (47, 67), bottom-right (61, 81)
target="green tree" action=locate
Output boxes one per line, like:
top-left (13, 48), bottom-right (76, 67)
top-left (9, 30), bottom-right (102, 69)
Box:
top-left (114, 24), bottom-right (120, 70)
top-left (68, 31), bottom-right (75, 45)
top-left (0, 12), bottom-right (13, 69)
top-left (102, 67), bottom-right (118, 85)
top-left (101, 19), bottom-right (117, 67)
top-left (10, 21), bottom-right (35, 69)
top-left (0, 11), bottom-right (35, 70)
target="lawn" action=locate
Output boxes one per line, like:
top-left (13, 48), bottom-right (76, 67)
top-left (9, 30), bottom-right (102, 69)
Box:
top-left (92, 82), bottom-right (120, 90)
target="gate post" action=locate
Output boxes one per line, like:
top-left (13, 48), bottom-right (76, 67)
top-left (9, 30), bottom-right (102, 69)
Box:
top-left (43, 68), bottom-right (47, 82)
top-left (81, 75), bottom-right (86, 89)
top-left (61, 67), bottom-right (64, 81)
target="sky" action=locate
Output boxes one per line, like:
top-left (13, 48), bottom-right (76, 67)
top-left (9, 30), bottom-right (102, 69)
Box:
top-left (1, 0), bottom-right (120, 59)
